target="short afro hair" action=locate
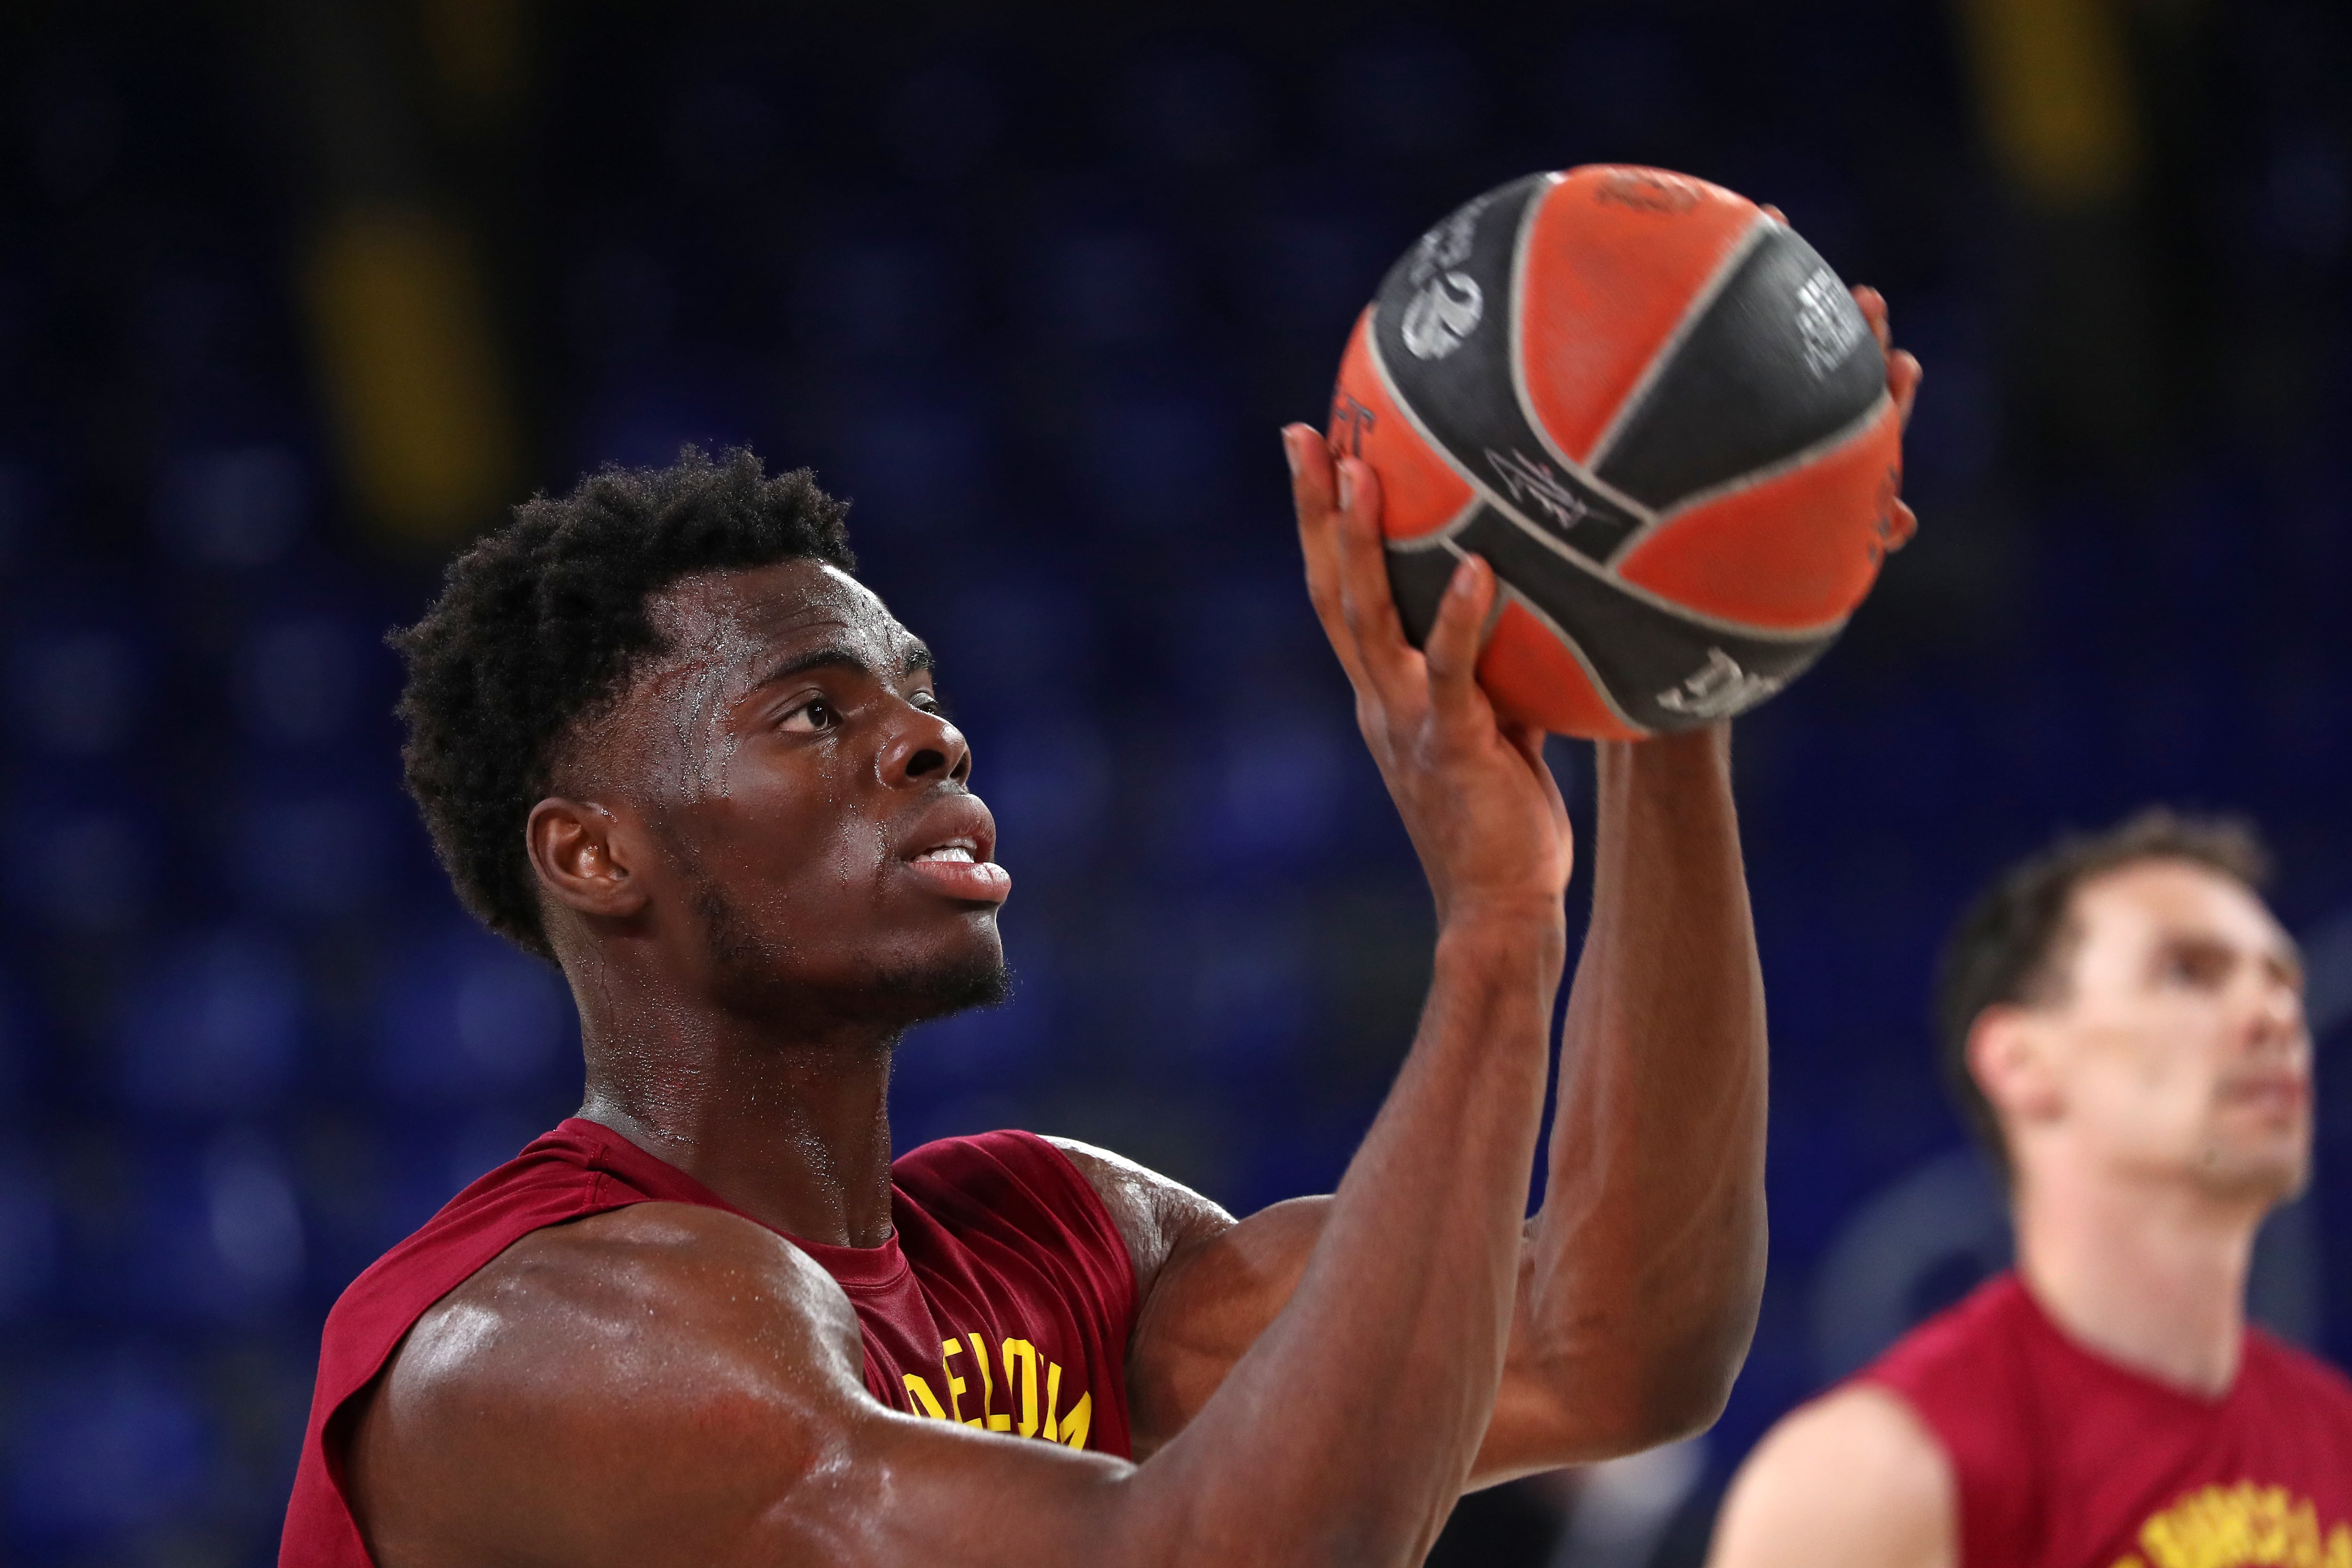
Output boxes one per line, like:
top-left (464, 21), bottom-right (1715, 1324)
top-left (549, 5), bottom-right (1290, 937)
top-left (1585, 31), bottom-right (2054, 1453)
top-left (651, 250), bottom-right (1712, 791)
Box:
top-left (392, 446), bottom-right (856, 959)
top-left (1934, 807), bottom-right (2270, 1183)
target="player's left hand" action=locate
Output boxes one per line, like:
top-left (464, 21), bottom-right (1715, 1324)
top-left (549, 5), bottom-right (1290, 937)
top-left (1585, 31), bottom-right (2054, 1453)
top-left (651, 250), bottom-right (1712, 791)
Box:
top-left (1849, 284), bottom-right (1920, 555)
top-left (1284, 425), bottom-right (1573, 937)
top-left (1758, 204), bottom-right (1922, 551)
top-left (1848, 286), bottom-right (1923, 430)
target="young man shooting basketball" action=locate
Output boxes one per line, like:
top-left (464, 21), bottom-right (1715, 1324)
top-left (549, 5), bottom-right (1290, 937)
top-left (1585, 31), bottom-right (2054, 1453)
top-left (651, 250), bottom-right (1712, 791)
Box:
top-left (281, 294), bottom-right (1914, 1568)
top-left (1708, 812), bottom-right (2352, 1568)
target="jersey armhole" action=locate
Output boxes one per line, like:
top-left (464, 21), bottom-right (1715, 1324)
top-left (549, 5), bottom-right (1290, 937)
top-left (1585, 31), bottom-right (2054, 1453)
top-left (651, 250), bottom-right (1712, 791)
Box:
top-left (962, 1129), bottom-right (1146, 1337)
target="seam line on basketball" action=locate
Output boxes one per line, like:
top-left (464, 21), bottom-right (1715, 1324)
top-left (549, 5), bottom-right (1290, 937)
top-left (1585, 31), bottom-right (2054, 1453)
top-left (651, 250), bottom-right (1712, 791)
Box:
top-left (1607, 390), bottom-right (1895, 562)
top-left (1506, 177), bottom-right (1658, 524)
top-left (1489, 499), bottom-right (1847, 644)
top-left (1581, 213), bottom-right (1774, 475)
top-left (1385, 494), bottom-right (1485, 551)
top-left (1366, 313), bottom-right (1639, 573)
top-left (1494, 583), bottom-right (1648, 735)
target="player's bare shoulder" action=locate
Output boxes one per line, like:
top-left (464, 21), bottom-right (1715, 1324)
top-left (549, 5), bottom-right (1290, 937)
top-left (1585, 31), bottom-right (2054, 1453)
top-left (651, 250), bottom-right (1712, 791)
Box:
top-left (1043, 1136), bottom-right (1235, 1290)
top-left (372, 1200), bottom-right (867, 1422)
top-left (1708, 1384), bottom-right (1955, 1568)
top-left (348, 1202), bottom-right (867, 1568)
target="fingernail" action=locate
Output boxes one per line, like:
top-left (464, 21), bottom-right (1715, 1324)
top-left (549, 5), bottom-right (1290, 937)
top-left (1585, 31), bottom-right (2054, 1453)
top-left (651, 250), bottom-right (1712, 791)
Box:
top-left (1335, 462), bottom-right (1353, 512)
top-left (1452, 555), bottom-right (1482, 595)
top-left (1281, 429), bottom-right (1299, 476)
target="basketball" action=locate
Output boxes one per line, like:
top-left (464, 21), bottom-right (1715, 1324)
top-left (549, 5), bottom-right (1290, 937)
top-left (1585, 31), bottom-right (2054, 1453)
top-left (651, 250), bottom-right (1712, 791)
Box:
top-left (1329, 165), bottom-right (1910, 739)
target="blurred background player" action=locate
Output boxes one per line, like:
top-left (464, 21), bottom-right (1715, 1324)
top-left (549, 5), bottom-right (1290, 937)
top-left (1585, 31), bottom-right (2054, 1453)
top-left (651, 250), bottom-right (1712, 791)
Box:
top-left (1708, 811), bottom-right (2352, 1568)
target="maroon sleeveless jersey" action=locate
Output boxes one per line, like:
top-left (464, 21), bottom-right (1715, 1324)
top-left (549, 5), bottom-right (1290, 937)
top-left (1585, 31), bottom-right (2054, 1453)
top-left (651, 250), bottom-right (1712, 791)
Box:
top-left (1855, 1271), bottom-right (2352, 1568)
top-left (279, 1119), bottom-right (1140, 1568)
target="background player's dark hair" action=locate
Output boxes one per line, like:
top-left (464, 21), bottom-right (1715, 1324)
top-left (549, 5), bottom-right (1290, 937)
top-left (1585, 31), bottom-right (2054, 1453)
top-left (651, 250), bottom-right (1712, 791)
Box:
top-left (1934, 807), bottom-right (2271, 1185)
top-left (391, 446), bottom-right (856, 959)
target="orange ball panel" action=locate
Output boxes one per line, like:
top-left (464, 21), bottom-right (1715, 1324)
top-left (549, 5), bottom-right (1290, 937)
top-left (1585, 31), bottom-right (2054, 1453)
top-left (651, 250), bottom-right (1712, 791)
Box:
top-left (1613, 399), bottom-right (1904, 631)
top-left (1517, 167), bottom-right (1762, 466)
top-left (1475, 597), bottom-right (1644, 741)
top-left (1329, 308), bottom-right (1476, 542)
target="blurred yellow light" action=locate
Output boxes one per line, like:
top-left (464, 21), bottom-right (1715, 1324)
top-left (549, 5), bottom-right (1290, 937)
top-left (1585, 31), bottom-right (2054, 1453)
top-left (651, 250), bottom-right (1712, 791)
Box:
top-left (304, 207), bottom-right (515, 546)
top-left (1963, 0), bottom-right (2143, 205)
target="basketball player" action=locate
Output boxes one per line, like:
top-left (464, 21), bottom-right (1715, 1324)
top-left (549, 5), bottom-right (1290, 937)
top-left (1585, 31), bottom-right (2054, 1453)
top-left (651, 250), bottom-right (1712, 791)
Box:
top-left (278, 300), bottom-right (1915, 1565)
top-left (1708, 812), bottom-right (2352, 1568)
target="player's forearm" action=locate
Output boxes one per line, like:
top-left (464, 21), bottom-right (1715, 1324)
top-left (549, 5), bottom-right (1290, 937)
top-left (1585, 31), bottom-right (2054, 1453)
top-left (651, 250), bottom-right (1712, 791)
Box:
top-left (1523, 725), bottom-right (1768, 1449)
top-left (1125, 918), bottom-right (1561, 1567)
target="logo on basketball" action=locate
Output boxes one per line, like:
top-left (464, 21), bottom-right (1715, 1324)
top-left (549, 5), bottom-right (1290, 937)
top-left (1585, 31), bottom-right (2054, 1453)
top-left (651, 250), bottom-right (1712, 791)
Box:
top-left (1485, 447), bottom-right (1589, 531)
top-left (1407, 199), bottom-right (1483, 284)
top-left (1795, 267), bottom-right (1867, 378)
top-left (1654, 649), bottom-right (1786, 719)
top-left (1401, 271), bottom-right (1485, 360)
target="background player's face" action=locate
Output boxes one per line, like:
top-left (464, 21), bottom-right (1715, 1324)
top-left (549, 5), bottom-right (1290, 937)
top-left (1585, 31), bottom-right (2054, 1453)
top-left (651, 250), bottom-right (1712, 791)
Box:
top-left (564, 557), bottom-right (1008, 1026)
top-left (2029, 861), bottom-right (2310, 1202)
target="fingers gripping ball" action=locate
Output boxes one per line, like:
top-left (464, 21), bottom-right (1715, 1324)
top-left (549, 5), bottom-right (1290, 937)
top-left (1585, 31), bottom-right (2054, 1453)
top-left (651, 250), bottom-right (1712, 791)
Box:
top-left (1330, 165), bottom-right (1911, 739)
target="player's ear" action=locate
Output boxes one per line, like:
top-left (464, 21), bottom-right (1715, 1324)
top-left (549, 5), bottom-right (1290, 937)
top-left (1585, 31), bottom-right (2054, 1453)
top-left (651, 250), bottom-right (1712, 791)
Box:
top-left (1969, 1005), bottom-right (2064, 1127)
top-left (527, 797), bottom-right (651, 922)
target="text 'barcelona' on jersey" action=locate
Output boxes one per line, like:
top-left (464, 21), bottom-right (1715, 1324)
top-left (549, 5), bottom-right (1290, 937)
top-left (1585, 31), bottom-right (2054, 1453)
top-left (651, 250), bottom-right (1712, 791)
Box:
top-left (2118, 1482), bottom-right (2349, 1568)
top-left (278, 1119), bottom-right (1141, 1568)
top-left (899, 1329), bottom-right (1093, 1449)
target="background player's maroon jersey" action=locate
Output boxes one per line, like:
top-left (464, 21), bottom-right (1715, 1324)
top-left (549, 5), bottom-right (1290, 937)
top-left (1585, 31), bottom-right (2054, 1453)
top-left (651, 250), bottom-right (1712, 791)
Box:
top-left (279, 1121), bottom-right (1139, 1568)
top-left (1856, 1271), bottom-right (2352, 1568)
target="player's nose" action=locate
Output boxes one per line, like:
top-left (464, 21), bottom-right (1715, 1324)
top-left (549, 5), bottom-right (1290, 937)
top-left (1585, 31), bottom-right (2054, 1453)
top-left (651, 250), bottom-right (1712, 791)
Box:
top-left (878, 702), bottom-right (971, 788)
top-left (2243, 968), bottom-right (2307, 1056)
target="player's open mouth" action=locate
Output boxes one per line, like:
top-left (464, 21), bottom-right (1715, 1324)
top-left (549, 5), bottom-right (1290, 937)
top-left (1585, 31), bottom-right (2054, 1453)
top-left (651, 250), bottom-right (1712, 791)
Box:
top-left (904, 836), bottom-right (1011, 903)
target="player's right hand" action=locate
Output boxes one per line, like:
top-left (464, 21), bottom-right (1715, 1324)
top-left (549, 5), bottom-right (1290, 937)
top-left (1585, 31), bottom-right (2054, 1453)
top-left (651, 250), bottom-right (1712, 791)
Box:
top-left (1285, 424), bottom-right (1573, 938)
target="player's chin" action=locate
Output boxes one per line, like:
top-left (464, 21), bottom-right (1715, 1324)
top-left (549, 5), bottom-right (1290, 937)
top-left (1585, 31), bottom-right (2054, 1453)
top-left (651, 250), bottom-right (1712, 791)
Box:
top-left (881, 891), bottom-right (1007, 963)
top-left (2198, 1136), bottom-right (2312, 1203)
top-left (866, 924), bottom-right (1012, 1024)
top-left (881, 881), bottom-right (1008, 958)
top-left (866, 866), bottom-right (1009, 977)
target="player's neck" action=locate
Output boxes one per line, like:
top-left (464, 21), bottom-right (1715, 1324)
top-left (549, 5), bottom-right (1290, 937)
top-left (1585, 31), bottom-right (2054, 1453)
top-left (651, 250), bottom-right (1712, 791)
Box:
top-left (567, 958), bottom-right (901, 1249)
top-left (2013, 1164), bottom-right (2262, 1398)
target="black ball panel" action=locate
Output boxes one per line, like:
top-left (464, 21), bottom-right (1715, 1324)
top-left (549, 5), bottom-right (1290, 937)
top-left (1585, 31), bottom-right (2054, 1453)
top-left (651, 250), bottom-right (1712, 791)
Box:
top-left (1383, 542), bottom-right (1462, 652)
top-left (1591, 225), bottom-right (1886, 510)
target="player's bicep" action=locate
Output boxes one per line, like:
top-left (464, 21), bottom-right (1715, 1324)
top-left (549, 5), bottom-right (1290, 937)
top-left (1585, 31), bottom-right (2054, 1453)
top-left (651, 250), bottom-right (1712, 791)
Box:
top-left (1705, 1386), bottom-right (1955, 1568)
top-left (1114, 1192), bottom-right (1692, 1484)
top-left (1121, 1194), bottom-right (1327, 1458)
top-left (1123, 1193), bottom-right (1550, 1477)
top-left (348, 1204), bottom-right (1136, 1568)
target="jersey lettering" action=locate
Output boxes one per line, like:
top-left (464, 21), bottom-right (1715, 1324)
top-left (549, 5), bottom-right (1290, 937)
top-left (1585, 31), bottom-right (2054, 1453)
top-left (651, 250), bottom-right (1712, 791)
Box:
top-left (906, 1329), bottom-right (1097, 1449)
top-left (2118, 1483), bottom-right (2352, 1568)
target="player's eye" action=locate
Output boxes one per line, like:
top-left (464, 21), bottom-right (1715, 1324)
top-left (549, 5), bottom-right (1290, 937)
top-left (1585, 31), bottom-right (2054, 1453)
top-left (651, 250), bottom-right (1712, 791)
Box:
top-left (2158, 945), bottom-right (2229, 987)
top-left (779, 696), bottom-right (838, 733)
top-left (911, 688), bottom-right (951, 718)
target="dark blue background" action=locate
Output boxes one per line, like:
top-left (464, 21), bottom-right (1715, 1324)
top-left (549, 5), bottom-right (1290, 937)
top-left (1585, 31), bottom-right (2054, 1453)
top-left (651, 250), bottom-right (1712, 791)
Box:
top-left (1, 2), bottom-right (2345, 1562)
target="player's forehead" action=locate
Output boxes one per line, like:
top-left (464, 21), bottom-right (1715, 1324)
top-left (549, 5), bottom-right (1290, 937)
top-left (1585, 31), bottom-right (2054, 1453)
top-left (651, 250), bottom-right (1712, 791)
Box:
top-left (642, 557), bottom-right (920, 681)
top-left (2066, 859), bottom-right (2293, 971)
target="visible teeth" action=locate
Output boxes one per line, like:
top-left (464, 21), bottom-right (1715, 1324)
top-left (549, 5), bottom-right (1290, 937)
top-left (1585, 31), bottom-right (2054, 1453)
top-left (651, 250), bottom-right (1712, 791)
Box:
top-left (915, 846), bottom-right (975, 863)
